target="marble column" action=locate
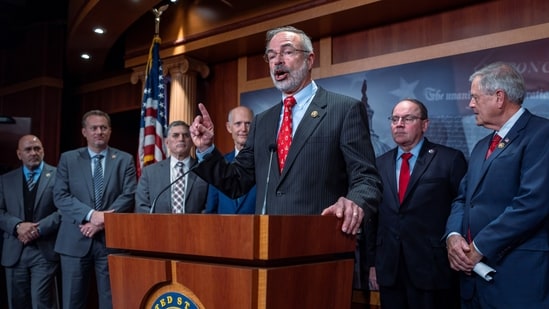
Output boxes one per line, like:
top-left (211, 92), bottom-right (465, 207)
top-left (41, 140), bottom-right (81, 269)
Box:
top-left (131, 55), bottom-right (209, 125)
top-left (164, 56), bottom-right (209, 124)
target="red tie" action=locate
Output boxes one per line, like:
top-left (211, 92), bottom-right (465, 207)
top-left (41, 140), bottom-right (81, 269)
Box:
top-left (277, 96), bottom-right (296, 172)
top-left (398, 153), bottom-right (413, 203)
top-left (485, 134), bottom-right (502, 159)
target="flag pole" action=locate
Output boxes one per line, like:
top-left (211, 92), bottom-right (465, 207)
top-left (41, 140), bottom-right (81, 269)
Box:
top-left (137, 5), bottom-right (170, 178)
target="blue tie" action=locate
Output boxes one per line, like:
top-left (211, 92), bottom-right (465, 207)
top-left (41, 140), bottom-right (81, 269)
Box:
top-left (93, 155), bottom-right (104, 209)
top-left (27, 171), bottom-right (36, 191)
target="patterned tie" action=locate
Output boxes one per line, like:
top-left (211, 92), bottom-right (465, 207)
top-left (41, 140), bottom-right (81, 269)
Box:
top-left (277, 96), bottom-right (296, 172)
top-left (172, 162), bottom-right (185, 213)
top-left (27, 171), bottom-right (36, 191)
top-left (93, 155), bottom-right (104, 209)
top-left (485, 134), bottom-right (502, 159)
top-left (398, 153), bottom-right (413, 203)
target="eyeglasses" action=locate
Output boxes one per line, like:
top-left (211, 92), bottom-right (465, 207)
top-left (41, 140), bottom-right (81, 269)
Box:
top-left (264, 46), bottom-right (310, 63)
top-left (388, 115), bottom-right (424, 125)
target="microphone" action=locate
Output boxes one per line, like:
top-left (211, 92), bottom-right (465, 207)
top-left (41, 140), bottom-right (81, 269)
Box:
top-left (149, 161), bottom-right (198, 214)
top-left (260, 144), bottom-right (277, 215)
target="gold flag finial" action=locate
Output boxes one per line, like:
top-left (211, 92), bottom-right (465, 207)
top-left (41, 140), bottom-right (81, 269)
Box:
top-left (152, 4), bottom-right (169, 35)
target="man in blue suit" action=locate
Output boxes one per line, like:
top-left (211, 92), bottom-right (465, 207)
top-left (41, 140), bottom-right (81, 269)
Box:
top-left (205, 106), bottom-right (256, 214)
top-left (445, 62), bottom-right (549, 308)
top-left (54, 110), bottom-right (136, 309)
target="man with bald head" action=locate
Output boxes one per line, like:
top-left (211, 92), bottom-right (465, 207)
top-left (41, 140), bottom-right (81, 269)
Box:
top-left (205, 106), bottom-right (256, 214)
top-left (370, 99), bottom-right (466, 309)
top-left (0, 135), bottom-right (60, 309)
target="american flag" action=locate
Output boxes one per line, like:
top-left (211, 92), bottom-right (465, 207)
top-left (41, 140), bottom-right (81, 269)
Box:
top-left (137, 36), bottom-right (168, 177)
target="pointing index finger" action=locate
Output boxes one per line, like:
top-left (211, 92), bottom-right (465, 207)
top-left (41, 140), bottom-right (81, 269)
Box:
top-left (198, 103), bottom-right (211, 121)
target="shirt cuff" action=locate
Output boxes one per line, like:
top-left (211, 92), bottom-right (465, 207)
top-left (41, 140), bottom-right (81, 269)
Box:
top-left (85, 209), bottom-right (94, 222)
top-left (196, 145), bottom-right (215, 162)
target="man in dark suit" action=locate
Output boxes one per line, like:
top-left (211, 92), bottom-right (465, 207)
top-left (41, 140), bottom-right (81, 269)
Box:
top-left (205, 106), bottom-right (256, 214)
top-left (189, 26), bottom-right (382, 235)
top-left (445, 62), bottom-right (549, 308)
top-left (136, 120), bottom-right (208, 214)
top-left (369, 99), bottom-right (466, 309)
top-left (53, 110), bottom-right (136, 309)
top-left (0, 135), bottom-right (60, 309)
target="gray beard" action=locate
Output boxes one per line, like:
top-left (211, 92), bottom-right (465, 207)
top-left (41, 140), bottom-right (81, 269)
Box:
top-left (271, 60), bottom-right (309, 93)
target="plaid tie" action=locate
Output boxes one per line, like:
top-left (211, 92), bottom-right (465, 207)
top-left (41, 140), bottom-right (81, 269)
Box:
top-left (172, 162), bottom-right (185, 213)
top-left (27, 172), bottom-right (36, 191)
top-left (93, 155), bottom-right (104, 209)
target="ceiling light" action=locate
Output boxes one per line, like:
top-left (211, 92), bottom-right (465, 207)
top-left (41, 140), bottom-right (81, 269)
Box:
top-left (80, 53), bottom-right (91, 60)
top-left (93, 27), bottom-right (105, 34)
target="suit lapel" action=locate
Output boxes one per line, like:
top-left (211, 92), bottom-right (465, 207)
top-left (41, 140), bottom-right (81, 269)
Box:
top-left (12, 171), bottom-right (25, 216)
top-left (260, 104), bottom-right (284, 184)
top-left (470, 111), bottom-right (530, 196)
top-left (103, 148), bottom-right (118, 194)
top-left (185, 158), bottom-right (197, 201)
top-left (402, 141), bottom-right (436, 205)
top-left (78, 148), bottom-right (94, 197)
top-left (158, 160), bottom-right (171, 211)
top-left (280, 90), bottom-right (327, 180)
top-left (34, 164), bottom-right (54, 207)
top-left (382, 149), bottom-right (399, 209)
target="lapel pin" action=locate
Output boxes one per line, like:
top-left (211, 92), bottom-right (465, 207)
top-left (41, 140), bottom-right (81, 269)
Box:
top-left (428, 149), bottom-right (434, 154)
top-left (111, 154), bottom-right (116, 159)
top-left (311, 111), bottom-right (319, 118)
top-left (45, 173), bottom-right (51, 178)
top-left (498, 138), bottom-right (509, 149)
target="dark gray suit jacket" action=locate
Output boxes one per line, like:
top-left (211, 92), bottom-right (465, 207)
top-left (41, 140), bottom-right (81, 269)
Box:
top-left (53, 147), bottom-right (136, 257)
top-left (195, 87), bottom-right (382, 217)
top-left (135, 157), bottom-right (208, 213)
top-left (0, 163), bottom-right (60, 266)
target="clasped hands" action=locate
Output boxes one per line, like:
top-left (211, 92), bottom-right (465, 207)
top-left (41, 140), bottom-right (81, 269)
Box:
top-left (446, 234), bottom-right (483, 275)
top-left (16, 222), bottom-right (40, 244)
top-left (79, 209), bottom-right (114, 238)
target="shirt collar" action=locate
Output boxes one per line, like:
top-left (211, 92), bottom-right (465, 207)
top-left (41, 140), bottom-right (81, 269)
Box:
top-left (88, 148), bottom-right (108, 159)
top-left (281, 81), bottom-right (318, 109)
top-left (23, 161), bottom-right (44, 177)
top-left (170, 156), bottom-right (190, 169)
top-left (497, 107), bottom-right (525, 139)
top-left (397, 138), bottom-right (425, 159)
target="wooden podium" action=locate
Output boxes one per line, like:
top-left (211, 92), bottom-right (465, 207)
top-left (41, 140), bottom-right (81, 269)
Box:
top-left (105, 214), bottom-right (356, 309)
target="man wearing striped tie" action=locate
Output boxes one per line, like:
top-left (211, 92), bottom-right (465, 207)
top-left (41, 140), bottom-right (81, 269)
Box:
top-left (0, 135), bottom-right (60, 309)
top-left (53, 110), bottom-right (136, 309)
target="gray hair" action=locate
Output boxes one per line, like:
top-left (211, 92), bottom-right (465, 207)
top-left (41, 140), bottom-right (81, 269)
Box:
top-left (265, 26), bottom-right (313, 54)
top-left (469, 62), bottom-right (526, 105)
top-left (167, 120), bottom-right (190, 134)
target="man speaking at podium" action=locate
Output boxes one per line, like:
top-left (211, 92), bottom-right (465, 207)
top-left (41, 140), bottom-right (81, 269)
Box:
top-left (189, 26), bottom-right (382, 235)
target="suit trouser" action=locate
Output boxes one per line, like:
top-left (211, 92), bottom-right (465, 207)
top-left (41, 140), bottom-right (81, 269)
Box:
top-left (5, 245), bottom-right (58, 309)
top-left (379, 253), bottom-right (459, 309)
top-left (59, 238), bottom-right (112, 309)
